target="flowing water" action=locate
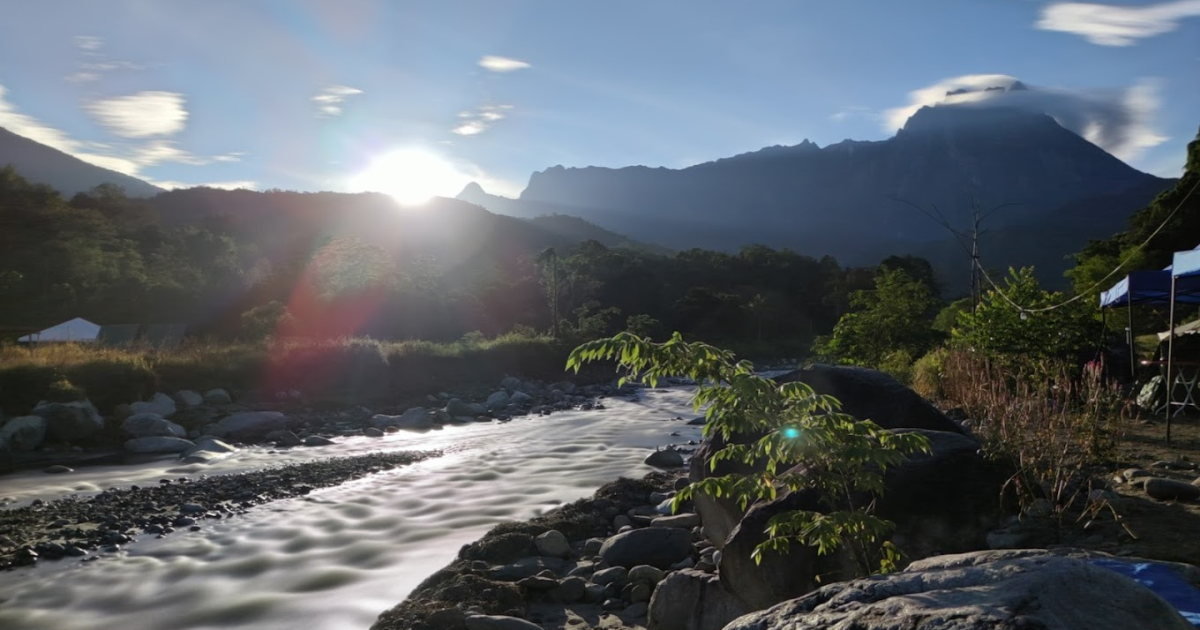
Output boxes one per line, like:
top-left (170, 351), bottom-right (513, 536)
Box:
top-left (0, 388), bottom-right (701, 630)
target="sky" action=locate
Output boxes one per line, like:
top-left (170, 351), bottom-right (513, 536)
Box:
top-left (0, 0), bottom-right (1197, 198)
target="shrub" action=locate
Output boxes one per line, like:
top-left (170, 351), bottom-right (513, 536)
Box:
top-left (0, 364), bottom-right (67, 413)
top-left (567, 332), bottom-right (929, 575)
top-left (911, 347), bottom-right (947, 401)
top-left (877, 349), bottom-right (914, 385)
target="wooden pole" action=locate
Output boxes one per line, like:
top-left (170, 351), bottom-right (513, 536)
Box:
top-left (1128, 300), bottom-right (1136, 379)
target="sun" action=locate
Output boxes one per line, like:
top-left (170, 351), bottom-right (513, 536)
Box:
top-left (349, 148), bottom-right (468, 205)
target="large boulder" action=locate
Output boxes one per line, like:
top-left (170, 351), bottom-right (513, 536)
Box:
top-left (648, 569), bottom-right (750, 630)
top-left (174, 390), bottom-right (204, 408)
top-left (183, 436), bottom-right (237, 455)
top-left (599, 527), bottom-right (693, 569)
top-left (371, 407), bottom-right (434, 431)
top-left (203, 388), bottom-right (232, 405)
top-left (486, 391), bottom-right (510, 410)
top-left (130, 392), bottom-right (177, 418)
top-left (0, 416), bottom-right (47, 451)
top-left (120, 413), bottom-right (187, 438)
top-left (124, 436), bottom-right (195, 454)
top-left (32, 401), bottom-right (104, 442)
top-left (216, 411), bottom-right (288, 439)
top-left (722, 550), bottom-right (1194, 630)
top-left (445, 398), bottom-right (476, 418)
top-left (691, 366), bottom-right (964, 547)
top-left (720, 430), bottom-right (1011, 610)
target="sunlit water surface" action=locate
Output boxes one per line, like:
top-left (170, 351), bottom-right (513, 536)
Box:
top-left (0, 388), bottom-right (700, 630)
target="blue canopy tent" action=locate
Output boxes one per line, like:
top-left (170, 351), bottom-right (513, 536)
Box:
top-left (1099, 267), bottom-right (1200, 381)
top-left (1164, 246), bottom-right (1200, 438)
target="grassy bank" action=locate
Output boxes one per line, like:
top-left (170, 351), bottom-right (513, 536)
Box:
top-left (0, 333), bottom-right (598, 416)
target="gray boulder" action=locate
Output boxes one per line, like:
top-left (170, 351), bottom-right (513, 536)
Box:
top-left (304, 435), bottom-right (335, 446)
top-left (203, 388), bottom-right (232, 405)
top-left (1145, 478), bottom-right (1200, 502)
top-left (465, 615), bottom-right (541, 630)
top-left (124, 436), bottom-right (195, 454)
top-left (121, 413), bottom-right (187, 438)
top-left (217, 411), bottom-right (287, 439)
top-left (371, 408), bottom-right (434, 431)
top-left (652, 513), bottom-right (701, 529)
top-left (185, 436), bottom-right (236, 455)
top-left (174, 390), bottom-right (203, 408)
top-left (599, 527), bottom-right (692, 569)
top-left (130, 392), bottom-right (177, 418)
top-left (535, 530), bottom-right (571, 558)
top-left (510, 391), bottom-right (533, 405)
top-left (501, 376), bottom-right (523, 391)
top-left (645, 448), bottom-right (685, 469)
top-left (648, 569), bottom-right (749, 630)
top-left (719, 429), bottom-right (1011, 610)
top-left (33, 401), bottom-right (104, 441)
top-left (180, 449), bottom-right (228, 464)
top-left (445, 398), bottom-right (476, 418)
top-left (264, 429), bottom-right (303, 446)
top-left (0, 416), bottom-right (47, 451)
top-left (722, 550), bottom-right (1194, 630)
top-left (486, 391), bottom-right (510, 410)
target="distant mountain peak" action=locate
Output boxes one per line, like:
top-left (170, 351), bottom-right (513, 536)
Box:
top-left (459, 181), bottom-right (486, 196)
top-left (0, 125), bottom-right (162, 198)
top-left (899, 104), bottom-right (1058, 134)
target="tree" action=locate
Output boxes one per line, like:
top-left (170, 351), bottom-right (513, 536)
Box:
top-left (567, 333), bottom-right (929, 574)
top-left (953, 267), bottom-right (1096, 366)
top-left (536, 247), bottom-right (562, 338)
top-left (814, 268), bottom-right (940, 367)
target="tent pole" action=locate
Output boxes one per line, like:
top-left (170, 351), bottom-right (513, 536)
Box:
top-left (1127, 300), bottom-right (1136, 379)
top-left (1166, 276), bottom-right (1177, 446)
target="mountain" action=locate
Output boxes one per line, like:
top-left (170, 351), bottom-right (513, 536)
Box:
top-left (459, 105), bottom-right (1175, 289)
top-left (0, 126), bottom-right (163, 198)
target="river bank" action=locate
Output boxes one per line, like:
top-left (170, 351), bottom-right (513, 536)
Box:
top-left (0, 386), bottom-right (703, 630)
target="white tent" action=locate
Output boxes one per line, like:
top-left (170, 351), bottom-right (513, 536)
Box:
top-left (17, 318), bottom-right (101, 343)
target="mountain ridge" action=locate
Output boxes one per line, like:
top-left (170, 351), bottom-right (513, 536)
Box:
top-left (0, 126), bottom-right (163, 198)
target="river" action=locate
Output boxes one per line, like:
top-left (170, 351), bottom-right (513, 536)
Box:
top-left (0, 387), bottom-right (700, 630)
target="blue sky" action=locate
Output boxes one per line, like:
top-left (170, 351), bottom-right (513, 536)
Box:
top-left (0, 0), bottom-right (1197, 197)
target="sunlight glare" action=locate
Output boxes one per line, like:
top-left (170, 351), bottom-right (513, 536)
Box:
top-left (349, 148), bottom-right (468, 205)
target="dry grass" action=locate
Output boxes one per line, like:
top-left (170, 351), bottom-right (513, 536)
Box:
top-left (0, 333), bottom-right (572, 415)
top-left (938, 350), bottom-right (1131, 521)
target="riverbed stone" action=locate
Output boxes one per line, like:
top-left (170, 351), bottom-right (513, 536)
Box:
top-left (592, 566), bottom-right (628, 586)
top-left (121, 413), bottom-right (187, 438)
top-left (203, 389), bottom-right (232, 405)
top-left (264, 429), bottom-right (302, 446)
top-left (43, 464), bottom-right (74, 474)
top-left (645, 448), bottom-right (685, 469)
top-left (304, 435), bottom-right (335, 447)
top-left (1144, 478), bottom-right (1200, 501)
top-left (446, 398), bottom-right (476, 418)
top-left (721, 550), bottom-right (1195, 630)
top-left (218, 411), bottom-right (288, 439)
top-left (486, 391), bottom-right (510, 410)
top-left (174, 390), bottom-right (204, 408)
top-left (465, 615), bottom-right (540, 630)
top-left (652, 513), bottom-right (700, 529)
top-left (125, 436), bottom-right (195, 454)
top-left (0, 415), bottom-right (47, 451)
top-left (363, 427), bottom-right (385, 437)
top-left (599, 527), bottom-right (692, 569)
top-left (535, 530), bottom-right (571, 558)
top-left (648, 568), bottom-right (750, 630)
top-left (628, 565), bottom-right (665, 584)
top-left (185, 436), bottom-right (236, 455)
top-left (371, 408), bottom-right (434, 431)
top-left (33, 401), bottom-right (104, 441)
top-left (130, 393), bottom-right (177, 418)
top-left (549, 576), bottom-right (587, 603)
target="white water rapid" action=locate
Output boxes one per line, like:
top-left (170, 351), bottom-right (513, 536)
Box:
top-left (0, 388), bottom-right (701, 630)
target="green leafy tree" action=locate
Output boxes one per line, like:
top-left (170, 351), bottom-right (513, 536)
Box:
top-left (953, 267), bottom-right (1096, 366)
top-left (815, 268), bottom-right (940, 366)
top-left (567, 332), bottom-right (930, 574)
top-left (625, 313), bottom-right (662, 338)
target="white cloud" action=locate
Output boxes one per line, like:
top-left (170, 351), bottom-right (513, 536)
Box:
top-left (213, 151), bottom-right (246, 163)
top-left (829, 106), bottom-right (877, 123)
top-left (1, 83), bottom-right (244, 184)
top-left (150, 179), bottom-right (257, 191)
top-left (65, 72), bottom-right (101, 84)
top-left (73, 35), bottom-right (103, 52)
top-left (1037, 0), bottom-right (1200, 46)
top-left (313, 85), bottom-right (362, 117)
top-left (883, 74), bottom-right (1167, 161)
top-left (451, 104), bottom-right (512, 136)
top-left (84, 91), bottom-right (188, 138)
top-left (478, 55), bottom-right (530, 72)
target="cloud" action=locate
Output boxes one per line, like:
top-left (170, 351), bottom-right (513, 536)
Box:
top-left (1037, 0), bottom-right (1200, 46)
top-left (1, 83), bottom-right (243, 184)
top-left (313, 85), bottom-right (362, 117)
top-left (149, 179), bottom-right (257, 191)
top-left (883, 74), bottom-right (1167, 161)
top-left (64, 72), bottom-right (101, 84)
top-left (73, 36), bottom-right (103, 52)
top-left (829, 106), bottom-right (877, 123)
top-left (478, 55), bottom-right (530, 72)
top-left (84, 91), bottom-right (188, 138)
top-left (452, 104), bottom-right (512, 136)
